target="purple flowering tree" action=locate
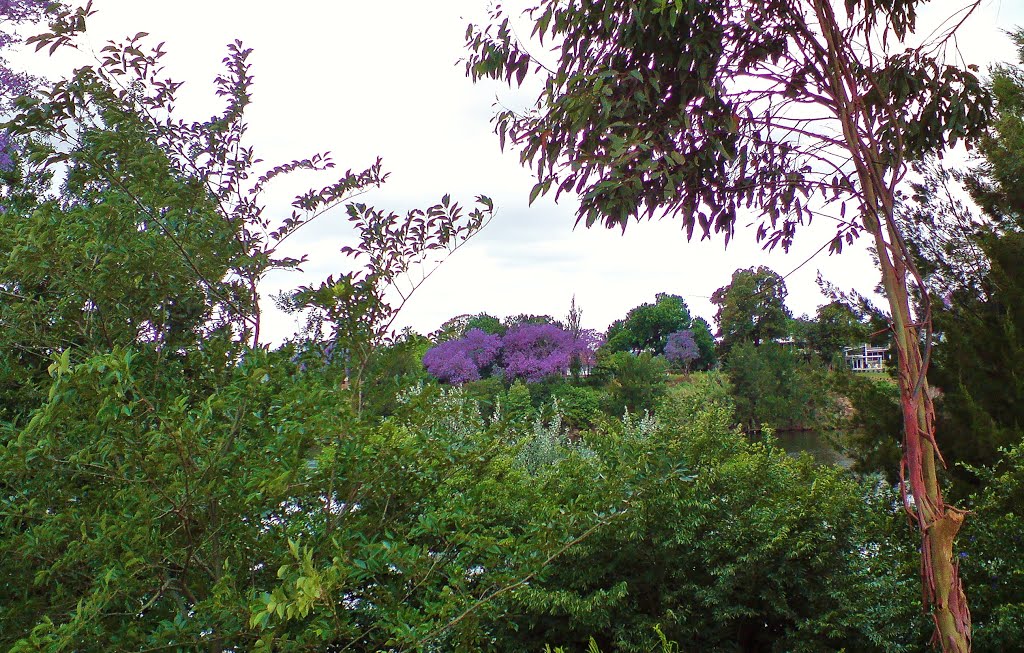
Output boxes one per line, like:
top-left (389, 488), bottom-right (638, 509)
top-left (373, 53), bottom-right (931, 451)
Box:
top-left (422, 328), bottom-right (501, 384)
top-left (664, 330), bottom-right (699, 372)
top-left (0, 1), bottom-right (50, 101)
top-left (0, 0), bottom-right (52, 170)
top-left (501, 323), bottom-right (597, 383)
top-left (424, 323), bottom-right (601, 385)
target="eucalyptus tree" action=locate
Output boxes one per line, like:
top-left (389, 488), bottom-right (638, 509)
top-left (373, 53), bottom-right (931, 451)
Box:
top-left (899, 32), bottom-right (1024, 487)
top-left (466, 1), bottom-right (991, 648)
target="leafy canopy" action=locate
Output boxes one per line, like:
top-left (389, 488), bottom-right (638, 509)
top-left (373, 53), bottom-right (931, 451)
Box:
top-left (606, 293), bottom-right (692, 355)
top-left (711, 266), bottom-right (792, 351)
top-left (465, 0), bottom-right (990, 251)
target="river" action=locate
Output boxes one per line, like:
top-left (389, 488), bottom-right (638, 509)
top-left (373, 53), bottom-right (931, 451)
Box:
top-left (774, 429), bottom-right (854, 468)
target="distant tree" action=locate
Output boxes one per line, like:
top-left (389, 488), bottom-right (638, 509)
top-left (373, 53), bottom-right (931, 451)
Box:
top-left (807, 301), bottom-right (871, 365)
top-left (501, 322), bottom-right (596, 383)
top-left (432, 314), bottom-right (473, 342)
top-left (664, 330), bottom-right (699, 372)
top-left (565, 295), bottom-right (583, 338)
top-left (564, 295), bottom-right (591, 378)
top-left (422, 328), bottom-right (502, 384)
top-left (712, 267), bottom-right (791, 353)
top-left (786, 314), bottom-right (815, 347)
top-left (605, 293), bottom-right (692, 355)
top-left (690, 317), bottom-right (718, 371)
top-left (464, 312), bottom-right (506, 336)
top-left (504, 313), bottom-right (562, 329)
top-left (725, 341), bottom-right (826, 432)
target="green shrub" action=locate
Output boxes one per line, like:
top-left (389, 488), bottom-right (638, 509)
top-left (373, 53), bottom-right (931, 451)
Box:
top-left (828, 368), bottom-right (903, 481)
top-left (724, 341), bottom-right (830, 432)
top-left (601, 351), bottom-right (668, 417)
top-left (552, 384), bottom-right (607, 433)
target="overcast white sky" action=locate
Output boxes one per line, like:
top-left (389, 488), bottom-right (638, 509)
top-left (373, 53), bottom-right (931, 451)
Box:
top-left (21, 1), bottom-right (1024, 341)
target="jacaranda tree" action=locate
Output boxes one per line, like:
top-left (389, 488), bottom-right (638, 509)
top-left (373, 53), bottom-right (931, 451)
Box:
top-left (466, 0), bottom-right (991, 648)
top-left (0, 0), bottom-right (50, 112)
top-left (422, 327), bottom-right (502, 384)
top-left (501, 322), bottom-right (600, 383)
top-left (423, 323), bottom-right (600, 384)
top-left (663, 330), bottom-right (699, 372)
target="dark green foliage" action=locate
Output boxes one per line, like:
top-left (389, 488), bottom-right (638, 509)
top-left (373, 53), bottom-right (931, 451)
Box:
top-left (461, 374), bottom-right (507, 419)
top-left (724, 342), bottom-right (829, 433)
top-left (929, 229), bottom-right (1024, 484)
top-left (0, 341), bottom-right (632, 651)
top-left (929, 37), bottom-right (1024, 479)
top-left (433, 312), bottom-right (508, 341)
top-left (601, 352), bottom-right (668, 417)
top-left (896, 33), bottom-right (1024, 485)
top-left (465, 312), bottom-right (507, 336)
top-left (494, 392), bottom-right (929, 653)
top-left (828, 369), bottom-right (904, 481)
top-left (970, 29), bottom-right (1024, 224)
top-left (806, 301), bottom-right (871, 365)
top-left (0, 94), bottom-right (241, 422)
top-left (2, 345), bottom-right (300, 650)
top-left (551, 384), bottom-right (606, 433)
top-left (689, 317), bottom-right (718, 371)
top-left (605, 293), bottom-right (691, 355)
top-left (432, 313), bottom-right (474, 342)
top-left (657, 371), bottom-right (735, 425)
top-left (962, 443), bottom-right (1024, 650)
top-left (712, 267), bottom-right (792, 353)
top-left (504, 313), bottom-right (562, 329)
top-left (358, 331), bottom-right (431, 418)
top-left (497, 379), bottom-right (537, 428)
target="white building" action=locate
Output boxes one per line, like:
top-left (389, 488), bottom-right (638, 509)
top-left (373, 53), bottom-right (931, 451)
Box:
top-left (843, 343), bottom-right (889, 372)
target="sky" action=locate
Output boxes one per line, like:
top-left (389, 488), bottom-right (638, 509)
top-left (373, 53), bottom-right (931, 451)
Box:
top-left (15, 0), bottom-right (1024, 342)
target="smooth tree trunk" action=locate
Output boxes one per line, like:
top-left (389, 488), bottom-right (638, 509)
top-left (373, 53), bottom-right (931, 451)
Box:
top-left (873, 218), bottom-right (970, 652)
top-left (812, 2), bottom-right (972, 648)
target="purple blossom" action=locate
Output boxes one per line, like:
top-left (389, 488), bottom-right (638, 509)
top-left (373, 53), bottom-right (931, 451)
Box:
top-left (424, 324), bottom-right (599, 385)
top-left (0, 130), bottom-right (13, 171)
top-left (501, 323), bottom-right (596, 383)
top-left (423, 328), bottom-right (501, 384)
top-left (0, 0), bottom-right (52, 107)
top-left (664, 330), bottom-right (699, 369)
top-left (0, 0), bottom-right (51, 22)
top-left (0, 63), bottom-right (32, 102)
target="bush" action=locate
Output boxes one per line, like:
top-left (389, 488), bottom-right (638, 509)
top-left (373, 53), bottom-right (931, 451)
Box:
top-left (551, 384), bottom-right (607, 433)
top-left (828, 368), bottom-right (903, 481)
top-left (488, 385), bottom-right (929, 653)
top-left (724, 341), bottom-right (830, 432)
top-left (601, 351), bottom-right (668, 417)
top-left (962, 443), bottom-right (1024, 650)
